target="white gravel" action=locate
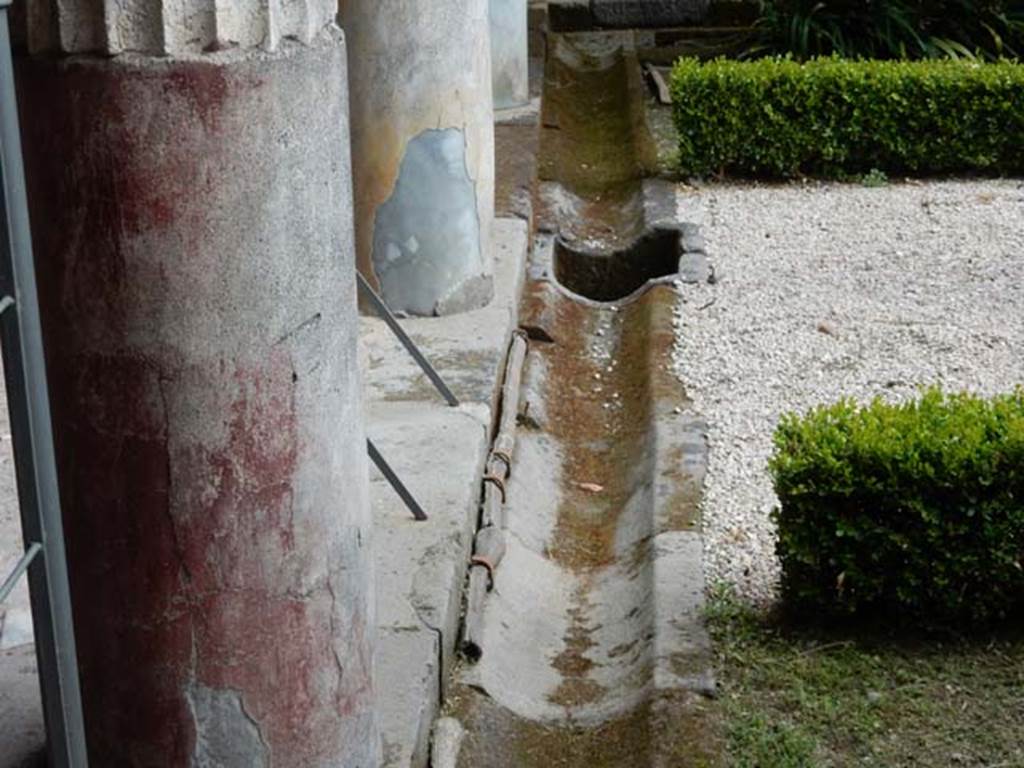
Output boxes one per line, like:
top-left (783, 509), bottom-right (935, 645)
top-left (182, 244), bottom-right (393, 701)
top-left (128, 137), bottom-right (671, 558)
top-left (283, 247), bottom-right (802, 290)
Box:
top-left (672, 180), bottom-right (1024, 606)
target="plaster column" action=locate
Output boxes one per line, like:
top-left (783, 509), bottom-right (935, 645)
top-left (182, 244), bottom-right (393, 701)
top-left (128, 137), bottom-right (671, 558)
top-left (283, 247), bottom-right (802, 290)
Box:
top-left (490, 0), bottom-right (529, 109)
top-left (14, 3), bottom-right (378, 766)
top-left (338, 0), bottom-right (496, 316)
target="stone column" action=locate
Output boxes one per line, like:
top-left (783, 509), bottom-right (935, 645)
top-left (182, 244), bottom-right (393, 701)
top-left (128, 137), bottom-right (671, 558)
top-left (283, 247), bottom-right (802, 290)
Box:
top-left (490, 0), bottom-right (529, 109)
top-left (14, 3), bottom-right (378, 766)
top-left (338, 0), bottom-right (496, 317)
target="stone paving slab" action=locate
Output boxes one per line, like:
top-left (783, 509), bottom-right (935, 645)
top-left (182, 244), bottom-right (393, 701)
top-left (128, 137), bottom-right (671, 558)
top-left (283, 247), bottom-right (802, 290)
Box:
top-left (365, 218), bottom-right (528, 766)
top-left (0, 645), bottom-right (44, 768)
top-left (360, 218), bottom-right (528, 412)
top-left (370, 401), bottom-right (488, 648)
top-left (378, 627), bottom-right (439, 768)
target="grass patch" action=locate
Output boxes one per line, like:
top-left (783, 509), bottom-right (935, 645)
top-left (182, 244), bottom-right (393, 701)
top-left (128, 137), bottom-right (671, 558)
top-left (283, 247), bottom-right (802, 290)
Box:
top-left (706, 585), bottom-right (1024, 767)
top-left (859, 168), bottom-right (889, 188)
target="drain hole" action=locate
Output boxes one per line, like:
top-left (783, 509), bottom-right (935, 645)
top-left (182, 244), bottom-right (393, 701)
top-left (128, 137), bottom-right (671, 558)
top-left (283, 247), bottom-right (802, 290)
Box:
top-left (554, 228), bottom-right (681, 301)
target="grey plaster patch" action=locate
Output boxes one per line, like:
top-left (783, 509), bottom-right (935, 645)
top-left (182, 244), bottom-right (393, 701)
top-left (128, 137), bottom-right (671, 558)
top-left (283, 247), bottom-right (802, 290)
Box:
top-left (342, 0), bottom-right (495, 321)
top-left (373, 129), bottom-right (490, 317)
top-left (189, 684), bottom-right (269, 768)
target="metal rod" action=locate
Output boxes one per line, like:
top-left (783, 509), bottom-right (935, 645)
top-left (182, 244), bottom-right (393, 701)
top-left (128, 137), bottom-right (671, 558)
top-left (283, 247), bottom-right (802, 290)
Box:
top-left (367, 439), bottom-right (428, 521)
top-left (0, 541), bottom-right (41, 603)
top-left (0, 4), bottom-right (90, 764)
top-left (357, 273), bottom-right (459, 407)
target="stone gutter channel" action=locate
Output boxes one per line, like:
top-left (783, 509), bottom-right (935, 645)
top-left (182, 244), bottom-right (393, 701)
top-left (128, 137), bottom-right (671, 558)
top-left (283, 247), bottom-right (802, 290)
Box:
top-left (432, 19), bottom-right (721, 768)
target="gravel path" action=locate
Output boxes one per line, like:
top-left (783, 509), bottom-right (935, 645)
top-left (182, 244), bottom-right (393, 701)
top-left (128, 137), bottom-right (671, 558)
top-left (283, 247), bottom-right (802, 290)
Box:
top-left (672, 180), bottom-right (1024, 606)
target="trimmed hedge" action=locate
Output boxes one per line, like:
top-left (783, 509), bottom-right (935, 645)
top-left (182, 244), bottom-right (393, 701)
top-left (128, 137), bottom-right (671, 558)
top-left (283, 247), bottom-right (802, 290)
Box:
top-left (670, 56), bottom-right (1024, 177)
top-left (770, 388), bottom-right (1024, 622)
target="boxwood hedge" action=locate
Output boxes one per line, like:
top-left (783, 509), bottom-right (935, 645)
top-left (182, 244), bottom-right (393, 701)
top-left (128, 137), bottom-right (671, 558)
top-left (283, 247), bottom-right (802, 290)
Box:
top-left (770, 388), bottom-right (1024, 623)
top-left (670, 56), bottom-right (1024, 177)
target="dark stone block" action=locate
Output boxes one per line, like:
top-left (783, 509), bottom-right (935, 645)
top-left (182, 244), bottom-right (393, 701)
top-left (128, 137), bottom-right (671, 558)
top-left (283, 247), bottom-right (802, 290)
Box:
top-left (591, 0), bottom-right (711, 28)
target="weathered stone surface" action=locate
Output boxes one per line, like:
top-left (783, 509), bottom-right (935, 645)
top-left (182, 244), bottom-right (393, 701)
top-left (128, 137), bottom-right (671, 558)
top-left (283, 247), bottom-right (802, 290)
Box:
top-left (370, 401), bottom-right (487, 764)
top-left (462, 282), bottom-right (713, 725)
top-left (18, 0), bottom-right (337, 54)
top-left (0, 645), bottom-right (45, 767)
top-left (360, 218), bottom-right (528, 408)
top-left (490, 0), bottom-right (529, 109)
top-left (677, 251), bottom-right (712, 284)
top-left (495, 109), bottom-right (540, 226)
top-left (549, 0), bottom-right (710, 30)
top-left (16, 30), bottom-right (377, 767)
top-left (592, 0), bottom-right (710, 26)
top-left (339, 0), bottom-right (496, 316)
top-left (682, 228), bottom-right (707, 255)
top-left (363, 219), bottom-right (528, 767)
top-left (378, 628), bottom-right (439, 768)
top-left (676, 221), bottom-right (712, 283)
top-left (547, 0), bottom-right (592, 30)
top-left (372, 129), bottom-right (490, 317)
top-left (0, 607), bottom-right (33, 650)
top-left (430, 717), bottom-right (466, 768)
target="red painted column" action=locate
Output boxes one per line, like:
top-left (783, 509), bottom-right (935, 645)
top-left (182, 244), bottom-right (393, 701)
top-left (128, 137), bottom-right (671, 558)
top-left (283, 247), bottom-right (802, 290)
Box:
top-left (15, 28), bottom-right (378, 768)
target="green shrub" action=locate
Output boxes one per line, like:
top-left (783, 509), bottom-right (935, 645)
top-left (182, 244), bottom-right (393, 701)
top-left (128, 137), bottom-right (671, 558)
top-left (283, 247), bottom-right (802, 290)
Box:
top-left (670, 56), bottom-right (1024, 177)
top-left (769, 388), bottom-right (1024, 622)
top-left (747, 0), bottom-right (1024, 61)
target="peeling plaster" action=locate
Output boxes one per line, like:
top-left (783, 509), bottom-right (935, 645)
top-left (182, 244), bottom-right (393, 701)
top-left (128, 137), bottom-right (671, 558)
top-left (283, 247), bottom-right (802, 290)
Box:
top-left (17, 35), bottom-right (377, 765)
top-left (372, 129), bottom-right (492, 316)
top-left (338, 0), bottom-right (496, 313)
top-left (188, 684), bottom-right (270, 768)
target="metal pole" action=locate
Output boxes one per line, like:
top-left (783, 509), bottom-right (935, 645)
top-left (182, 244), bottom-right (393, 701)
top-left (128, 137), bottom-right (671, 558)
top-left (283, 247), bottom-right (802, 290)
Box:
top-left (0, 3), bottom-right (89, 764)
top-left (0, 541), bottom-right (41, 603)
top-left (357, 273), bottom-right (460, 407)
top-left (367, 439), bottom-right (428, 521)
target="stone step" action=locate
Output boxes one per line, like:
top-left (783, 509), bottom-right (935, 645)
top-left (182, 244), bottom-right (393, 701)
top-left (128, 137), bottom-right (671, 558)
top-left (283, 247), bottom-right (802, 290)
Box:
top-left (377, 628), bottom-right (440, 768)
top-left (365, 218), bottom-right (528, 767)
top-left (370, 402), bottom-right (488, 767)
